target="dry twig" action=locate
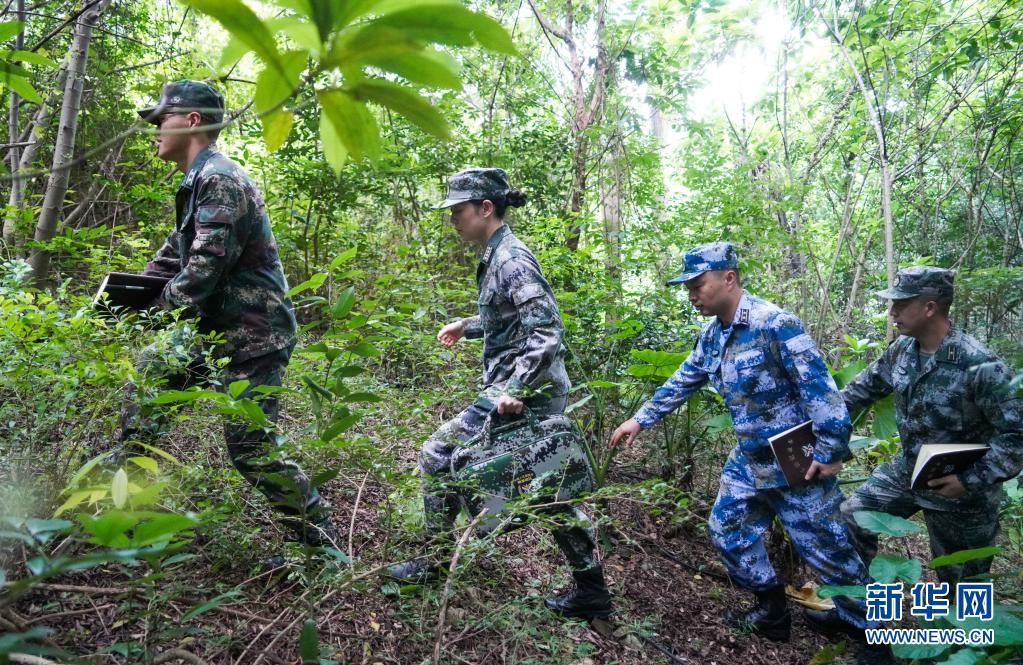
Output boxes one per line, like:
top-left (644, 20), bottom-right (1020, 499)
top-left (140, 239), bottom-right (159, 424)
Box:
top-left (433, 508), bottom-right (488, 665)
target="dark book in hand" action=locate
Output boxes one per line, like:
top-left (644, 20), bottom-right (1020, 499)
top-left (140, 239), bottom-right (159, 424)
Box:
top-left (769, 420), bottom-right (817, 489)
top-left (93, 272), bottom-right (170, 311)
top-left (911, 443), bottom-right (989, 490)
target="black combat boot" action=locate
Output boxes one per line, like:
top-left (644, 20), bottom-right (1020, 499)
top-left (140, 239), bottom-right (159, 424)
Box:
top-left (724, 585), bottom-right (791, 641)
top-left (385, 556), bottom-right (445, 584)
top-left (544, 565), bottom-right (613, 620)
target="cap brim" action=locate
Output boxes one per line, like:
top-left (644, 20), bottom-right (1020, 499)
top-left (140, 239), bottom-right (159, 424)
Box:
top-left (137, 104), bottom-right (165, 125)
top-left (874, 287), bottom-right (916, 300)
top-left (666, 270), bottom-right (706, 286)
top-left (433, 197), bottom-right (472, 210)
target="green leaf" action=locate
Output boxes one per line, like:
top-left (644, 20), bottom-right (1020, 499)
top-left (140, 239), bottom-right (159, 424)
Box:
top-left (870, 395), bottom-right (898, 440)
top-left (254, 49), bottom-right (307, 113)
top-left (328, 247), bottom-right (357, 270)
top-left (182, 590), bottom-right (243, 622)
top-left (853, 510), bottom-right (923, 537)
top-left (346, 391), bottom-right (380, 402)
top-left (869, 554), bottom-right (922, 584)
top-left (333, 364), bottom-right (364, 378)
top-left (930, 546), bottom-right (1001, 568)
top-left (816, 584), bottom-right (867, 599)
top-left (891, 644), bottom-right (950, 660)
top-left (3, 50), bottom-right (56, 68)
top-left (321, 413), bottom-right (360, 441)
top-left (348, 341), bottom-right (381, 357)
top-left (134, 442), bottom-right (180, 464)
top-left (132, 512), bottom-right (198, 546)
top-left (331, 286), bottom-right (357, 319)
top-left (261, 109), bottom-right (294, 152)
top-left (350, 79), bottom-right (450, 139)
top-left (229, 379), bottom-right (251, 399)
top-left (319, 106), bottom-right (349, 174)
top-left (55, 489), bottom-right (94, 515)
top-left (218, 34), bottom-right (252, 72)
top-left (0, 73), bottom-right (41, 103)
top-left (128, 456), bottom-right (159, 475)
top-left (266, 16), bottom-right (322, 53)
top-left (111, 468), bottom-right (129, 509)
top-left (150, 388), bottom-right (220, 405)
top-left (25, 518), bottom-right (73, 536)
top-left (287, 272), bottom-right (327, 298)
top-left (0, 20), bottom-right (22, 43)
top-left (934, 649), bottom-right (986, 665)
top-left (180, 0), bottom-right (285, 77)
top-left (318, 88), bottom-right (381, 161)
top-left (366, 48), bottom-right (461, 89)
top-left (373, 4), bottom-right (516, 55)
top-left (80, 511), bottom-right (140, 547)
top-left (299, 618), bottom-right (319, 663)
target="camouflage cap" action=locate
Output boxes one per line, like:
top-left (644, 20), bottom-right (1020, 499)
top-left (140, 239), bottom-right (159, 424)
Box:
top-left (666, 241), bottom-right (739, 286)
top-left (434, 167), bottom-right (512, 209)
top-left (137, 80), bottom-right (225, 126)
top-left (875, 266), bottom-right (955, 300)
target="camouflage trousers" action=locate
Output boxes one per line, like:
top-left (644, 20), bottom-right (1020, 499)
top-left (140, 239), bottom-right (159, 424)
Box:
top-left (418, 388), bottom-right (596, 571)
top-left (841, 458), bottom-right (1002, 587)
top-left (709, 450), bottom-right (877, 629)
top-left (116, 336), bottom-right (322, 526)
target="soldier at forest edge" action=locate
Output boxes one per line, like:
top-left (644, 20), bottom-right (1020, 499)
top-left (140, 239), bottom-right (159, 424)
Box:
top-left (610, 242), bottom-right (893, 664)
top-left (809, 266), bottom-right (1023, 635)
top-left (385, 168), bottom-right (613, 621)
top-left (113, 80), bottom-right (338, 557)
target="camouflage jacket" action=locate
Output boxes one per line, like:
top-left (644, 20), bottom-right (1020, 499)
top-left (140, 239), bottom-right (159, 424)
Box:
top-left (633, 291), bottom-right (852, 488)
top-left (460, 224), bottom-right (570, 399)
top-left (144, 144), bottom-right (297, 362)
top-left (843, 327), bottom-right (1023, 495)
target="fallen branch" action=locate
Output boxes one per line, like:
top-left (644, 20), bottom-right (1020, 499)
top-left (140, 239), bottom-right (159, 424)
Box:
top-left (433, 508), bottom-right (488, 665)
top-left (347, 469), bottom-right (371, 571)
top-left (2, 582), bottom-right (130, 594)
top-left (10, 655), bottom-right (59, 665)
top-left (25, 602), bottom-right (115, 625)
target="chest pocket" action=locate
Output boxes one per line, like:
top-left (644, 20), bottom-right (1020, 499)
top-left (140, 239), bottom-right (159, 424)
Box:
top-left (478, 288), bottom-right (504, 333)
top-left (733, 349), bottom-right (777, 394)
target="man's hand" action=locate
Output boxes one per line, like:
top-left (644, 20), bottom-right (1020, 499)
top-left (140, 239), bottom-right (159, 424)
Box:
top-left (804, 460), bottom-right (843, 481)
top-left (610, 419), bottom-right (642, 448)
top-left (437, 320), bottom-right (465, 347)
top-left (495, 393), bottom-right (524, 415)
top-left (928, 474), bottom-right (967, 498)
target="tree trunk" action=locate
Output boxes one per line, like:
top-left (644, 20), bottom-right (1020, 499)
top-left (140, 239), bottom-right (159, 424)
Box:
top-left (28, 0), bottom-right (111, 286)
top-left (3, 0), bottom-right (26, 250)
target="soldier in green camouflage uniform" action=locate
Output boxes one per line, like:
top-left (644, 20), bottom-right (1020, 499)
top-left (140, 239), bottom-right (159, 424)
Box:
top-left (387, 169), bottom-right (611, 621)
top-left (116, 80), bottom-right (336, 549)
top-left (837, 267), bottom-right (1023, 588)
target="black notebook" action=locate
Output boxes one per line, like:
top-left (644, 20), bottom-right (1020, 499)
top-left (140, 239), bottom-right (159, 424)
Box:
top-left (911, 443), bottom-right (989, 490)
top-left (769, 420), bottom-right (817, 488)
top-left (93, 272), bottom-right (170, 311)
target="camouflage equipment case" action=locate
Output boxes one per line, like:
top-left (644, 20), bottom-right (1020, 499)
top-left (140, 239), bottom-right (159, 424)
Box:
top-left (450, 410), bottom-right (595, 536)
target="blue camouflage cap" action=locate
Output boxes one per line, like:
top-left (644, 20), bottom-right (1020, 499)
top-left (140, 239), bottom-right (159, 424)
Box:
top-left (875, 265), bottom-right (954, 300)
top-left (666, 241), bottom-right (739, 286)
top-left (137, 80), bottom-right (225, 126)
top-left (435, 167), bottom-right (512, 209)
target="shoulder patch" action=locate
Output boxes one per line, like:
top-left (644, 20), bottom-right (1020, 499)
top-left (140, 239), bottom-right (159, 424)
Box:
top-left (784, 333), bottom-right (816, 355)
top-left (512, 282), bottom-right (546, 306)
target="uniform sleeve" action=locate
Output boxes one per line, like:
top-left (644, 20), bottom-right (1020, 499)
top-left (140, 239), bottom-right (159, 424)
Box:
top-left (959, 361), bottom-right (1023, 490)
top-left (462, 314), bottom-right (483, 339)
top-left (162, 174), bottom-right (247, 312)
top-left (143, 231), bottom-right (182, 278)
top-left (632, 338), bottom-right (709, 429)
top-left (498, 257), bottom-right (564, 396)
top-left (840, 343), bottom-right (896, 418)
top-left (774, 313), bottom-right (852, 464)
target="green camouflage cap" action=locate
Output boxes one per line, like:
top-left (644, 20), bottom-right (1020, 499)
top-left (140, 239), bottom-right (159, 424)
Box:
top-left (876, 266), bottom-right (955, 300)
top-left (666, 241), bottom-right (739, 285)
top-left (138, 80), bottom-right (225, 126)
top-left (434, 167), bottom-right (512, 209)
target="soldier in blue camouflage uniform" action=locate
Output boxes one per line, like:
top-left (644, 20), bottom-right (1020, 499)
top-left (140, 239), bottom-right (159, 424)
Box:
top-left (115, 81), bottom-right (337, 551)
top-left (387, 169), bottom-right (611, 621)
top-left (833, 267), bottom-right (1023, 593)
top-left (612, 243), bottom-right (891, 664)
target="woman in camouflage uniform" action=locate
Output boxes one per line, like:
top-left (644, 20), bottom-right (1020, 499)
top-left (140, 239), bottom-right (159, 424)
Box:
top-left (387, 168), bottom-right (611, 620)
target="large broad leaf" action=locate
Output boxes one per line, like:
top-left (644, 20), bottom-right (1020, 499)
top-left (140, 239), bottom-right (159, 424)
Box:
top-left (946, 604), bottom-right (1023, 646)
top-left (351, 79), bottom-right (450, 139)
top-left (870, 395), bottom-right (898, 440)
top-left (319, 107), bottom-right (348, 174)
top-left (816, 584), bottom-right (867, 599)
top-left (934, 649), bottom-right (987, 665)
top-left (111, 468), bottom-right (129, 509)
top-left (132, 512), bottom-right (198, 546)
top-left (930, 546), bottom-right (1001, 568)
top-left (3, 50), bottom-right (57, 68)
top-left (299, 618), bottom-right (319, 663)
top-left (318, 88), bottom-right (381, 161)
top-left (853, 510), bottom-right (923, 537)
top-left (266, 16), bottom-right (322, 53)
top-left (891, 644), bottom-right (950, 660)
top-left (363, 47), bottom-right (462, 89)
top-left (80, 511), bottom-right (141, 547)
top-left (0, 70), bottom-right (40, 103)
top-left (180, 0), bottom-right (285, 77)
top-left (254, 50), bottom-right (308, 113)
top-left (372, 4), bottom-right (516, 54)
top-left (869, 554), bottom-right (922, 584)
top-left (0, 20), bottom-right (22, 43)
top-left (261, 109), bottom-right (294, 152)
